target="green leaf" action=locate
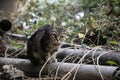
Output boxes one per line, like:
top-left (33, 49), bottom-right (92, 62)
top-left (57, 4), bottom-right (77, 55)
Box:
top-left (103, 36), bottom-right (107, 39)
top-left (10, 40), bottom-right (17, 45)
top-left (114, 6), bottom-right (120, 15)
top-left (78, 33), bottom-right (84, 39)
top-left (109, 41), bottom-right (119, 45)
top-left (106, 61), bottom-right (118, 65)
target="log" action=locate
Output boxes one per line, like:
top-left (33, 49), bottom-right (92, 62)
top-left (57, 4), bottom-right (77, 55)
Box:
top-left (6, 33), bottom-right (28, 40)
top-left (0, 58), bottom-right (119, 80)
top-left (57, 49), bottom-right (120, 65)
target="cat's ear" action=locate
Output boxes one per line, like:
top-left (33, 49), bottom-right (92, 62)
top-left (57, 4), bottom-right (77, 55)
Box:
top-left (51, 23), bottom-right (56, 29)
top-left (64, 27), bottom-right (69, 32)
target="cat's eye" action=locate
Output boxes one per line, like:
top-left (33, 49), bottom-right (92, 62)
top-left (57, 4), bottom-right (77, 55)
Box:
top-left (51, 35), bottom-right (55, 38)
top-left (60, 36), bottom-right (65, 40)
top-left (61, 36), bottom-right (65, 38)
top-left (51, 34), bottom-right (58, 41)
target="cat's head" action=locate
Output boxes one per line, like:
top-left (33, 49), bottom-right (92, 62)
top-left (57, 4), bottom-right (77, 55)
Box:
top-left (50, 23), bottom-right (67, 45)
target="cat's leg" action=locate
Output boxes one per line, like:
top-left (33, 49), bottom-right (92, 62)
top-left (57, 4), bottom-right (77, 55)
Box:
top-left (32, 52), bottom-right (45, 65)
top-left (28, 55), bottom-right (40, 65)
top-left (50, 52), bottom-right (58, 63)
top-left (51, 55), bottom-right (57, 62)
top-left (44, 52), bottom-right (50, 64)
top-left (45, 53), bottom-right (57, 64)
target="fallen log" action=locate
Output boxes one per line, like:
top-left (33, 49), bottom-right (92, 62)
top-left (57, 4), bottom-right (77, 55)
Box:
top-left (0, 58), bottom-right (119, 80)
top-left (57, 49), bottom-right (120, 66)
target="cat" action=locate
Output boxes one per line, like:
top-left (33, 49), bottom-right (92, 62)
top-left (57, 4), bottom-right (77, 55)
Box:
top-left (27, 23), bottom-right (67, 65)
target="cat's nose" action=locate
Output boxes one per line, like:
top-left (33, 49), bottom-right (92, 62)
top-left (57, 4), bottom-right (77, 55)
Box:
top-left (57, 40), bottom-right (60, 43)
top-left (55, 39), bottom-right (59, 42)
top-left (56, 40), bottom-right (61, 44)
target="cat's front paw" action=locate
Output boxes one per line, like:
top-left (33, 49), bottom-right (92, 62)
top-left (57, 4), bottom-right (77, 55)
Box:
top-left (47, 58), bottom-right (57, 64)
top-left (51, 58), bottom-right (58, 63)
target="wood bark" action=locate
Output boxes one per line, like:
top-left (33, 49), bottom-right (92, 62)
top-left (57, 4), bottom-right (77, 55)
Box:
top-left (0, 58), bottom-right (119, 80)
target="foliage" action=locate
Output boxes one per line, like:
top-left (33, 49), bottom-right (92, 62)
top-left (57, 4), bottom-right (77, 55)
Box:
top-left (80, 0), bottom-right (120, 49)
top-left (14, 0), bottom-right (120, 50)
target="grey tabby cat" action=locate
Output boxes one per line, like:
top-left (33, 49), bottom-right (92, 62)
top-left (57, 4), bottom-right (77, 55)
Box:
top-left (27, 23), bottom-right (67, 65)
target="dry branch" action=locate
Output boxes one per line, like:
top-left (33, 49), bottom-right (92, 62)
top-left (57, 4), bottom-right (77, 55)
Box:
top-left (0, 58), bottom-right (119, 80)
